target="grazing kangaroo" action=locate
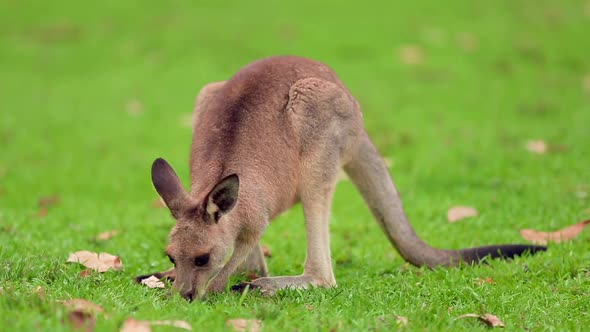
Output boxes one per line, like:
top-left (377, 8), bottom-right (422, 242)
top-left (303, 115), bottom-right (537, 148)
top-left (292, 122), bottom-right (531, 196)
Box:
top-left (136, 56), bottom-right (546, 301)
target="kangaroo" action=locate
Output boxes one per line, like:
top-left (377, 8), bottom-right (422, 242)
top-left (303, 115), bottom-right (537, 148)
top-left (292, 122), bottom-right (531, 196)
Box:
top-left (136, 56), bottom-right (546, 301)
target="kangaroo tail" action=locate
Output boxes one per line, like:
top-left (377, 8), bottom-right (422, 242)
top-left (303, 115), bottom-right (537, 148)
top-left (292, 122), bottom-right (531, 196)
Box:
top-left (343, 132), bottom-right (546, 267)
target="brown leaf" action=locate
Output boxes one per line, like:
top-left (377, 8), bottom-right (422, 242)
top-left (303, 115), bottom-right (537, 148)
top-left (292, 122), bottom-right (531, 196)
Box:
top-left (37, 208), bottom-right (48, 218)
top-left (457, 33), bottom-right (478, 52)
top-left (67, 251), bottom-right (123, 272)
top-left (262, 245), bottom-right (272, 258)
top-left (38, 195), bottom-right (60, 208)
top-left (66, 311), bottom-right (96, 332)
top-left (120, 318), bottom-right (151, 332)
top-left (583, 74), bottom-right (590, 94)
top-left (125, 99), bottom-right (144, 116)
top-left (447, 206), bottom-right (478, 222)
top-left (96, 230), bottom-right (119, 241)
top-left (475, 277), bottom-right (495, 285)
top-left (179, 113), bottom-right (193, 128)
top-left (140, 275), bottom-right (165, 289)
top-left (35, 286), bottom-right (45, 301)
top-left (458, 313), bottom-right (505, 327)
top-left (398, 45), bottom-right (424, 65)
top-left (396, 316), bottom-right (409, 326)
top-left (79, 269), bottom-right (93, 278)
top-left (151, 320), bottom-right (192, 330)
top-left (151, 197), bottom-right (166, 208)
top-left (520, 219), bottom-right (590, 245)
top-left (60, 299), bottom-right (104, 314)
top-left (226, 319), bottom-right (262, 332)
top-left (525, 140), bottom-right (547, 154)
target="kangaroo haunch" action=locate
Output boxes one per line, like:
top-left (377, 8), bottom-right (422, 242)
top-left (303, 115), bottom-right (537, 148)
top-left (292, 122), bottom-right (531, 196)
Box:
top-left (136, 56), bottom-right (546, 301)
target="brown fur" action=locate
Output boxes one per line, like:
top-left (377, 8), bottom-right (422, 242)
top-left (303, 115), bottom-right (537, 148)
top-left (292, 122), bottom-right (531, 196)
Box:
top-left (137, 56), bottom-right (545, 300)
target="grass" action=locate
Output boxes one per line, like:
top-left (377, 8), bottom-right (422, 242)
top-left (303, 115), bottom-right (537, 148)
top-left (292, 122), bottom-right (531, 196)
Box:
top-left (1, 0), bottom-right (589, 330)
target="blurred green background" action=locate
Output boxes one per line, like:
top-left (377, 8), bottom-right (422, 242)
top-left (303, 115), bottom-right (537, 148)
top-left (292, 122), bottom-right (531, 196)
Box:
top-left (1, 0), bottom-right (589, 331)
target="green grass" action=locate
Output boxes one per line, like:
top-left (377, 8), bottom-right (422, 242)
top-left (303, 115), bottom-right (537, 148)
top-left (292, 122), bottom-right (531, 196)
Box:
top-left (1, 0), bottom-right (590, 330)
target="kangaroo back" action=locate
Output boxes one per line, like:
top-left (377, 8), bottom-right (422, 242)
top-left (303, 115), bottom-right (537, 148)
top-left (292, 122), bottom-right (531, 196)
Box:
top-left (344, 133), bottom-right (546, 267)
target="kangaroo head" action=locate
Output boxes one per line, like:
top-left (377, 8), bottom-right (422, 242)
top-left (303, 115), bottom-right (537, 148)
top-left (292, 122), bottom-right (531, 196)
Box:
top-left (151, 158), bottom-right (239, 301)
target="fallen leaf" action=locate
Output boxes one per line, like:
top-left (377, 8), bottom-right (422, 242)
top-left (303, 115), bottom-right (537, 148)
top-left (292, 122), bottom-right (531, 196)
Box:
top-left (396, 316), bottom-right (409, 326)
top-left (119, 319), bottom-right (192, 332)
top-left (38, 208), bottom-right (48, 218)
top-left (38, 194), bottom-right (60, 208)
top-left (140, 275), bottom-right (165, 289)
top-left (398, 45), bottom-right (424, 65)
top-left (475, 277), bottom-right (495, 285)
top-left (525, 140), bottom-right (547, 154)
top-left (180, 113), bottom-right (193, 128)
top-left (120, 318), bottom-right (151, 332)
top-left (520, 219), bottom-right (590, 245)
top-left (583, 74), bottom-right (590, 94)
top-left (96, 230), bottom-right (119, 241)
top-left (79, 269), bottom-right (93, 278)
top-left (67, 251), bottom-right (123, 272)
top-left (66, 310), bottom-right (96, 332)
top-left (35, 286), bottom-right (45, 301)
top-left (152, 197), bottom-right (166, 208)
top-left (262, 245), bottom-right (272, 258)
top-left (60, 299), bottom-right (104, 314)
top-left (151, 320), bottom-right (192, 330)
top-left (457, 33), bottom-right (478, 52)
top-left (226, 318), bottom-right (262, 332)
top-left (447, 206), bottom-right (478, 222)
top-left (125, 99), bottom-right (143, 116)
top-left (457, 313), bottom-right (505, 327)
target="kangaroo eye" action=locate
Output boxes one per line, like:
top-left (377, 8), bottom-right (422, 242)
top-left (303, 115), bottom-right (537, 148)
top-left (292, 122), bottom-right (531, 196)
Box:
top-left (167, 254), bottom-right (176, 265)
top-left (194, 254), bottom-right (210, 267)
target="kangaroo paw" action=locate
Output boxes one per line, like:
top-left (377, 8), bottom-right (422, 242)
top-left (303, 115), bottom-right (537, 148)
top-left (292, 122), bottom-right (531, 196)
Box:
top-left (135, 268), bottom-right (176, 283)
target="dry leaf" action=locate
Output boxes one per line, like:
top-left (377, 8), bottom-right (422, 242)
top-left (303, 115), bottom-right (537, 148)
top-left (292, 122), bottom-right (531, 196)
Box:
top-left (35, 286), bottom-right (45, 301)
top-left (396, 316), bottom-right (409, 326)
top-left (39, 194), bottom-right (60, 208)
top-left (67, 251), bottom-right (123, 272)
top-left (262, 245), bottom-right (272, 258)
top-left (125, 99), bottom-right (144, 116)
top-left (520, 219), bottom-right (590, 245)
top-left (120, 318), bottom-right (151, 332)
top-left (226, 319), bottom-right (262, 332)
top-left (151, 320), bottom-right (192, 330)
top-left (458, 313), bottom-right (505, 327)
top-left (398, 45), bottom-right (424, 65)
top-left (66, 311), bottom-right (96, 332)
top-left (140, 275), bottom-right (165, 289)
top-left (525, 140), bottom-right (547, 154)
top-left (447, 206), bottom-right (478, 222)
top-left (180, 113), bottom-right (193, 128)
top-left (583, 74), bottom-right (590, 94)
top-left (37, 207), bottom-right (48, 218)
top-left (152, 197), bottom-right (166, 208)
top-left (60, 299), bottom-right (104, 314)
top-left (96, 230), bottom-right (119, 241)
top-left (79, 269), bottom-right (93, 278)
top-left (457, 33), bottom-right (478, 52)
top-left (475, 277), bottom-right (495, 285)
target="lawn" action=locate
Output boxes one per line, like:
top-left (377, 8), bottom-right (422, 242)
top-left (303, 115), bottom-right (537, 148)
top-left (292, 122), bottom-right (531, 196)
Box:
top-left (1, 0), bottom-right (590, 331)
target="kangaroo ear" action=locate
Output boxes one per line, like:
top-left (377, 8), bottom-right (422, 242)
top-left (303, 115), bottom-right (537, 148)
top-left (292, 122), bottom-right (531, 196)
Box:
top-left (206, 174), bottom-right (239, 222)
top-left (151, 158), bottom-right (189, 216)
